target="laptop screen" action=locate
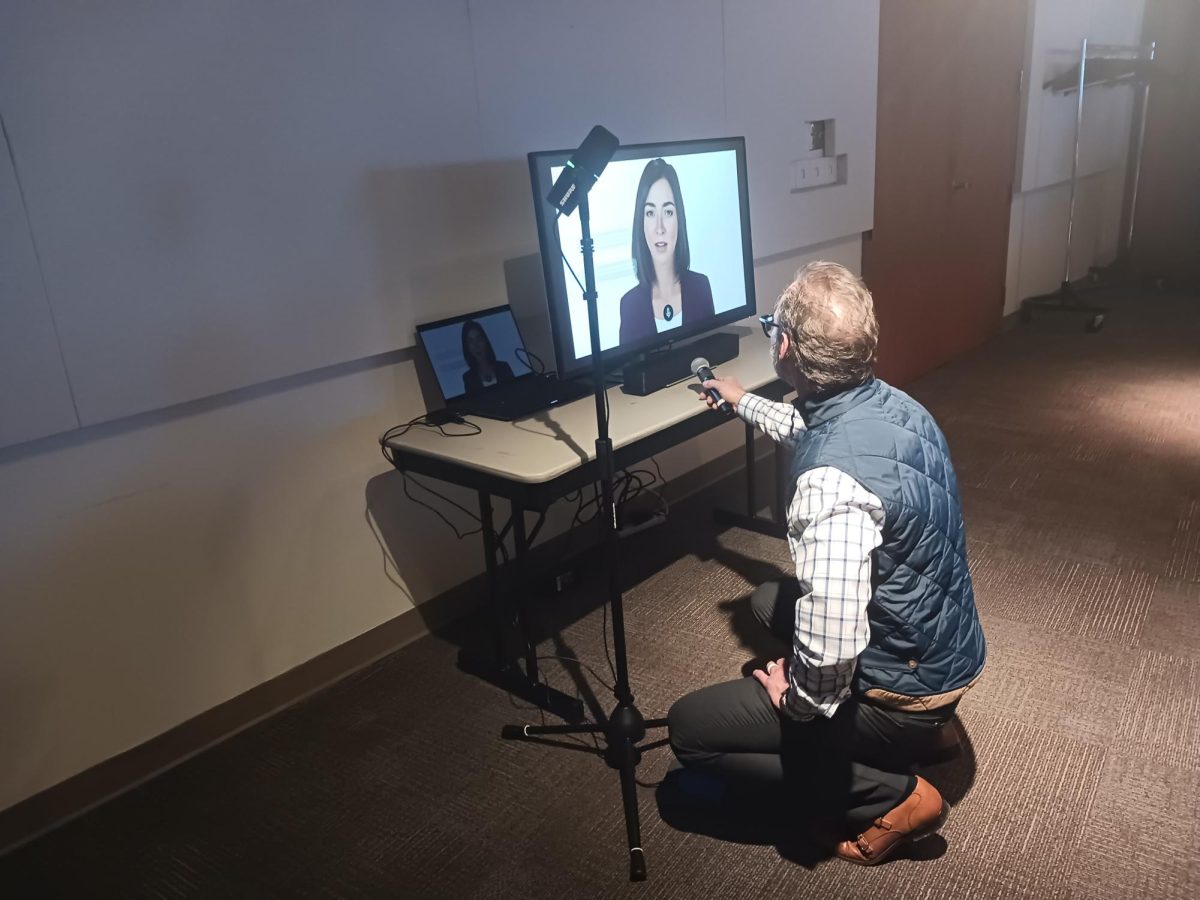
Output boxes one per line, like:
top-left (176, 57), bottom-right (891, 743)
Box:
top-left (417, 306), bottom-right (534, 402)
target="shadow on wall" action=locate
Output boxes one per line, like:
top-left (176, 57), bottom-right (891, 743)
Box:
top-left (363, 157), bottom-right (566, 411)
top-left (503, 252), bottom-right (558, 371)
top-left (363, 468), bottom-right (495, 632)
top-left (365, 461), bottom-right (612, 722)
top-left (363, 158), bottom-right (542, 347)
top-left (360, 158), bottom-right (567, 616)
top-left (0, 472), bottom-right (270, 813)
top-left (400, 256), bottom-right (556, 417)
top-left (360, 447), bottom-right (785, 667)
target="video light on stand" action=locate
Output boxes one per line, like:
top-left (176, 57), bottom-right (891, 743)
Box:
top-left (502, 125), bottom-right (668, 884)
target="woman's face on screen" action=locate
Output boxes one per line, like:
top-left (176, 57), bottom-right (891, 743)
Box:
top-left (466, 327), bottom-right (487, 362)
top-left (642, 178), bottom-right (678, 266)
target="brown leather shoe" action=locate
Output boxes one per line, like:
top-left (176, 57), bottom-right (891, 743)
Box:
top-left (835, 776), bottom-right (948, 866)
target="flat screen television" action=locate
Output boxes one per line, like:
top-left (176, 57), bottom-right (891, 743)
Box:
top-left (528, 136), bottom-right (756, 377)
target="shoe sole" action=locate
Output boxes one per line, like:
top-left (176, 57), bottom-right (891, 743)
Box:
top-left (840, 800), bottom-right (950, 867)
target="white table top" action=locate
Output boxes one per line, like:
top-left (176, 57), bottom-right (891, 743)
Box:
top-left (388, 329), bottom-right (784, 485)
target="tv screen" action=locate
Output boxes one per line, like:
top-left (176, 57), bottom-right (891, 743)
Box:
top-left (528, 136), bottom-right (755, 377)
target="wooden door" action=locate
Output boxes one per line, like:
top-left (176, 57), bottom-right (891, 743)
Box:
top-left (865, 1), bottom-right (1028, 386)
top-left (1132, 0), bottom-right (1200, 286)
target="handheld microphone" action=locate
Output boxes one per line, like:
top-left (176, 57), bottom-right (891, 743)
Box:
top-left (546, 125), bottom-right (620, 217)
top-left (691, 357), bottom-right (733, 416)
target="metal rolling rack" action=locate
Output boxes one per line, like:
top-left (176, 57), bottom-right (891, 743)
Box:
top-left (1020, 38), bottom-right (1157, 332)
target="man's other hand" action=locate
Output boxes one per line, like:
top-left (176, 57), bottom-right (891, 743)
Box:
top-left (699, 374), bottom-right (747, 410)
top-left (752, 657), bottom-right (789, 710)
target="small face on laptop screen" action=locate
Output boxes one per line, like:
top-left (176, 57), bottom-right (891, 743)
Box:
top-left (420, 307), bottom-right (533, 402)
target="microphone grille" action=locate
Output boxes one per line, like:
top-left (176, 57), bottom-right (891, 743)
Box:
top-left (690, 357), bottom-right (710, 376)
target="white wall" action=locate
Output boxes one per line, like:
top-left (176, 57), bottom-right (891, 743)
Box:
top-left (1005, 0), bottom-right (1145, 314)
top-left (0, 1), bottom-right (878, 816)
top-left (0, 0), bottom-right (877, 438)
top-left (0, 2), bottom-right (488, 428)
top-left (0, 125), bottom-right (79, 445)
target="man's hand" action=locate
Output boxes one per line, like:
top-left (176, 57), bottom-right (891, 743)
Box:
top-left (752, 657), bottom-right (789, 711)
top-left (699, 374), bottom-right (747, 411)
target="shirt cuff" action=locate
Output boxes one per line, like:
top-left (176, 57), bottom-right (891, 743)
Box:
top-left (736, 392), bottom-right (763, 421)
top-left (778, 690), bottom-right (815, 722)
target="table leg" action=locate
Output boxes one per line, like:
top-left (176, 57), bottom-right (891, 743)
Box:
top-left (510, 503), bottom-right (539, 683)
top-left (478, 492), bottom-right (507, 664)
top-left (456, 492), bottom-right (583, 722)
top-left (774, 441), bottom-right (790, 525)
top-left (744, 421), bottom-right (757, 516)
top-left (712, 422), bottom-right (787, 539)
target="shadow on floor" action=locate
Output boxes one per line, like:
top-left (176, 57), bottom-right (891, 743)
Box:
top-left (654, 711), bottom-right (978, 869)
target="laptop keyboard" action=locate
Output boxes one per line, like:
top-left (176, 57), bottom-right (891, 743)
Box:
top-left (462, 376), bottom-right (590, 421)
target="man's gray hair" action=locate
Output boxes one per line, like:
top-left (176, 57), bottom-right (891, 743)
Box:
top-left (775, 261), bottom-right (879, 391)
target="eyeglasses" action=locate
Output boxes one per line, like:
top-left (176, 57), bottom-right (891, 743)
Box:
top-left (759, 314), bottom-right (783, 338)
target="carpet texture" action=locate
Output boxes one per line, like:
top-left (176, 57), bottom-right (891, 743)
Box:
top-left (2, 290), bottom-right (1198, 898)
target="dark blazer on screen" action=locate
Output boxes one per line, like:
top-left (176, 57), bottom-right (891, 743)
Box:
top-left (618, 269), bottom-right (715, 345)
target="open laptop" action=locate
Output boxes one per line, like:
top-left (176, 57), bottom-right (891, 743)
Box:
top-left (416, 305), bottom-right (591, 421)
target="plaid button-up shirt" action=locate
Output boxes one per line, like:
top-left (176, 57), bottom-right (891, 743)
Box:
top-left (737, 393), bottom-right (885, 720)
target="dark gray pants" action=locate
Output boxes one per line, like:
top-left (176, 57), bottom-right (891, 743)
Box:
top-left (667, 579), bottom-right (955, 831)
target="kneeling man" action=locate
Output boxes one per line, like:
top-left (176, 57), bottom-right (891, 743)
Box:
top-left (669, 262), bottom-right (985, 865)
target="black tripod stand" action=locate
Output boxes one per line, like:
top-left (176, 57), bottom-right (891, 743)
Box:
top-left (500, 188), bottom-right (667, 882)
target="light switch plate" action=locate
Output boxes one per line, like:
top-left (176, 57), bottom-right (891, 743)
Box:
top-left (790, 154), bottom-right (845, 192)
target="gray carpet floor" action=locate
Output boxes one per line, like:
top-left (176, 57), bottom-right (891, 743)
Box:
top-left (2, 290), bottom-right (1198, 898)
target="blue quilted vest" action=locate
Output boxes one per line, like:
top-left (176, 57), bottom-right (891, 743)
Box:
top-left (792, 378), bottom-right (985, 701)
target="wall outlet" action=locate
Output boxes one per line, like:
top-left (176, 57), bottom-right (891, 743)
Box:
top-left (617, 511), bottom-right (667, 539)
top-left (790, 154), bottom-right (845, 192)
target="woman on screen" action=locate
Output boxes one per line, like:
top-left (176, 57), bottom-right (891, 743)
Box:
top-left (618, 158), bottom-right (715, 345)
top-left (461, 320), bottom-right (514, 394)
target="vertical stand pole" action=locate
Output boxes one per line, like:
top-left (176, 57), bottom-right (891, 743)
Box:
top-left (1125, 41), bottom-right (1155, 253)
top-left (580, 191), bottom-right (648, 880)
top-left (1062, 37), bottom-right (1088, 294)
top-left (516, 191), bottom-right (650, 881)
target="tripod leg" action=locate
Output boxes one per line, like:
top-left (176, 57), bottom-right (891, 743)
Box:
top-left (502, 714), bottom-right (665, 743)
top-left (502, 721), bottom-right (605, 739)
top-left (616, 740), bottom-right (648, 881)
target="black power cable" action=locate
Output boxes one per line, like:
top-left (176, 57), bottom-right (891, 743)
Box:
top-left (400, 472), bottom-right (481, 541)
top-left (380, 416), bottom-right (509, 563)
top-left (379, 415), bottom-right (481, 459)
top-left (514, 347), bottom-right (546, 375)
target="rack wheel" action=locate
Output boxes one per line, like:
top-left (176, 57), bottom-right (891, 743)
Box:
top-left (1086, 314), bottom-right (1105, 333)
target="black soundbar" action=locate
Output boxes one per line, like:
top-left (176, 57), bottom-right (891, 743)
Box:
top-left (620, 331), bottom-right (740, 396)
